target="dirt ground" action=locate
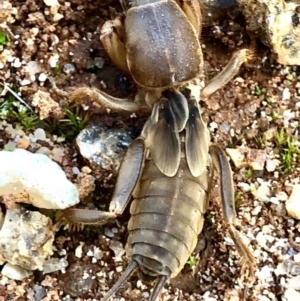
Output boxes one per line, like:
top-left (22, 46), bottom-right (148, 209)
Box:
top-left (0, 1), bottom-right (300, 301)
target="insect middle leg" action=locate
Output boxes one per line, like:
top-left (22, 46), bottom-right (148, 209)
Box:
top-left (209, 145), bottom-right (256, 276)
top-left (59, 138), bottom-right (145, 226)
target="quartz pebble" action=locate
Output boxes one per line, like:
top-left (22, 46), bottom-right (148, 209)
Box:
top-left (34, 128), bottom-right (46, 140)
top-left (0, 148), bottom-right (79, 209)
top-left (1, 263), bottom-right (33, 280)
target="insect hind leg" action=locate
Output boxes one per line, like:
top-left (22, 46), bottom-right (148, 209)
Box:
top-left (209, 145), bottom-right (256, 278)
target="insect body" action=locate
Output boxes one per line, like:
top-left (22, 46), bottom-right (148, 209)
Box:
top-left (62, 89), bottom-right (256, 301)
top-left (69, 0), bottom-right (254, 111)
top-left (59, 1), bottom-right (257, 299)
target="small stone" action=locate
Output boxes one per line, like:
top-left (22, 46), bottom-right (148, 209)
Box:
top-left (35, 146), bottom-right (51, 155)
top-left (266, 158), bottom-right (279, 172)
top-left (53, 12), bottom-right (63, 22)
top-left (286, 185), bottom-right (300, 220)
top-left (38, 73), bottom-right (47, 82)
top-left (104, 227), bottom-right (114, 238)
top-left (44, 0), bottom-right (60, 7)
top-left (285, 275), bottom-right (300, 289)
top-left (109, 240), bottom-right (125, 258)
top-left (75, 173), bottom-right (95, 199)
top-left (12, 58), bottom-right (21, 68)
top-left (86, 249), bottom-right (93, 257)
top-left (33, 284), bottom-right (47, 301)
top-left (93, 247), bottom-right (103, 260)
top-left (5, 141), bottom-right (16, 151)
top-left (251, 205), bottom-right (262, 215)
top-left (48, 54), bottom-right (59, 68)
top-left (82, 166), bottom-right (92, 174)
top-left (112, 227), bottom-right (118, 234)
top-left (237, 182), bottom-right (251, 192)
top-left (257, 265), bottom-right (274, 284)
top-left (255, 182), bottom-right (271, 203)
top-left (32, 90), bottom-right (63, 120)
top-left (94, 57), bottom-right (104, 69)
top-left (226, 147), bottom-right (266, 170)
top-left (20, 79), bottom-right (31, 86)
top-left (256, 232), bottom-right (267, 249)
top-left (63, 63), bottom-right (76, 74)
top-left (226, 148), bottom-right (245, 168)
top-left (282, 88), bottom-right (291, 100)
top-left (142, 291), bottom-right (150, 299)
top-left (43, 257), bottom-right (68, 274)
top-left (34, 128), bottom-right (46, 140)
top-left (50, 147), bottom-right (65, 163)
top-left (115, 266), bottom-right (123, 273)
top-left (17, 137), bottom-right (30, 149)
top-left (1, 263), bottom-right (33, 280)
top-left (72, 167), bottom-right (80, 175)
top-left (275, 262), bottom-right (289, 276)
top-left (220, 122), bottom-right (230, 133)
top-left (75, 242), bottom-right (84, 258)
top-left (63, 263), bottom-right (97, 297)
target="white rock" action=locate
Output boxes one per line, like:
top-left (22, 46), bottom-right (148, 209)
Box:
top-left (282, 288), bottom-right (300, 301)
top-left (275, 262), bottom-right (290, 276)
top-left (75, 242), bottom-right (84, 258)
top-left (256, 232), bottom-right (268, 249)
top-left (44, 0), bottom-right (60, 6)
top-left (255, 182), bottom-right (271, 202)
top-left (285, 276), bottom-right (300, 290)
top-left (0, 149), bottom-right (79, 209)
top-left (20, 79), bottom-right (31, 86)
top-left (257, 265), bottom-right (274, 284)
top-left (286, 184), bottom-right (300, 219)
top-left (1, 263), bottom-right (33, 280)
top-left (12, 58), bottom-right (21, 68)
top-left (251, 205), bottom-right (262, 215)
top-left (38, 73), bottom-right (47, 82)
top-left (34, 128), bottom-right (46, 140)
top-left (266, 158), bottom-right (280, 172)
top-left (48, 54), bottom-right (59, 68)
top-left (282, 88), bottom-right (291, 101)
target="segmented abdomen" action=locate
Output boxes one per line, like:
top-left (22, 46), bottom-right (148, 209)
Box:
top-left (126, 157), bottom-right (209, 278)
